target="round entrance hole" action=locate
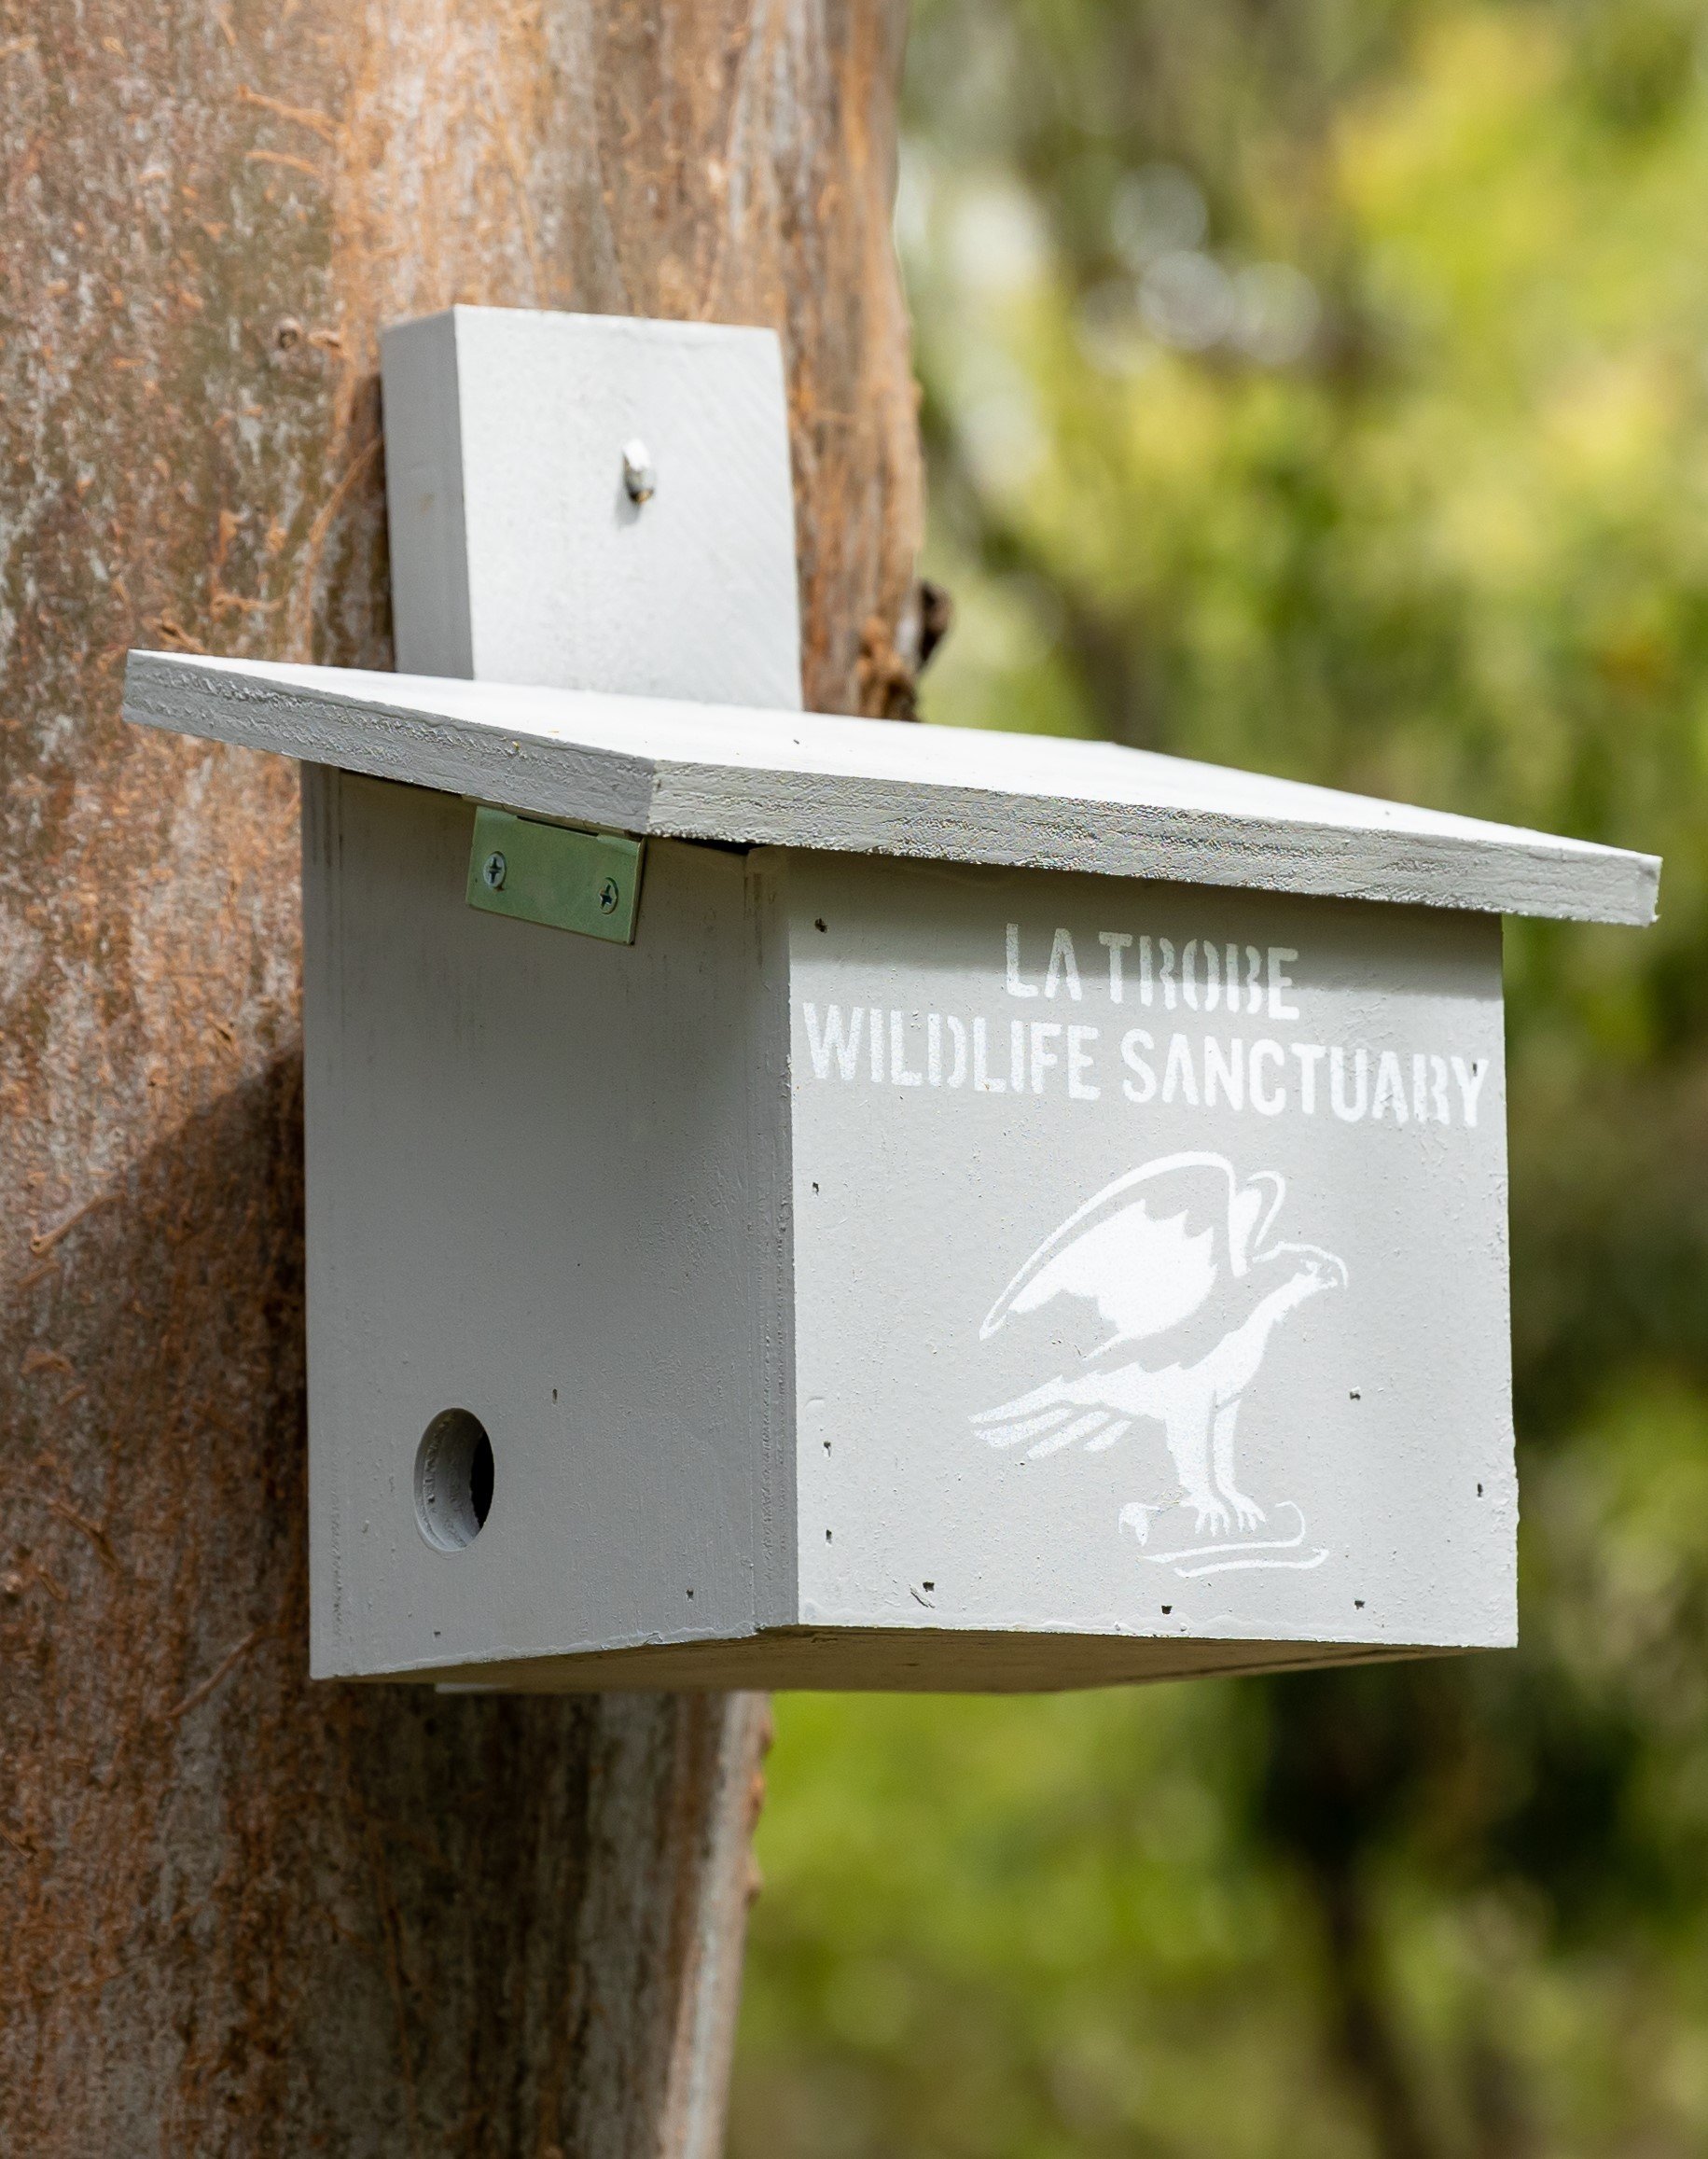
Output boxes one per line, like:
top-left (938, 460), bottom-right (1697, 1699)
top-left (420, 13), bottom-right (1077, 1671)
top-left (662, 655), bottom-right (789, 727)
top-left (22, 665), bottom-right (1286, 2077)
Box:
top-left (413, 1409), bottom-right (495, 1551)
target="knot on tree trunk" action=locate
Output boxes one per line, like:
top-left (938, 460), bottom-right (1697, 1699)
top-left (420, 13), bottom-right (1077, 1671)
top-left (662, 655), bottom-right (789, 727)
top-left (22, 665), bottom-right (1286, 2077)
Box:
top-left (858, 578), bottom-right (953, 718)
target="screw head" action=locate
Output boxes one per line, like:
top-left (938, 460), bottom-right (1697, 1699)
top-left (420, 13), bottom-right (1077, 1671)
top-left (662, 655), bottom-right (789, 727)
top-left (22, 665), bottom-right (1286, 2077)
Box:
top-left (598, 877), bottom-right (620, 914)
top-left (621, 439), bottom-right (656, 505)
top-left (481, 850), bottom-right (507, 891)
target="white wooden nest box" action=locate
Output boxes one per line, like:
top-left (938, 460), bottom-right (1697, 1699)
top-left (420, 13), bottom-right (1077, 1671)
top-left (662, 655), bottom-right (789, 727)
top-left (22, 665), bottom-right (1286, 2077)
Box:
top-left (123, 308), bottom-right (1659, 1692)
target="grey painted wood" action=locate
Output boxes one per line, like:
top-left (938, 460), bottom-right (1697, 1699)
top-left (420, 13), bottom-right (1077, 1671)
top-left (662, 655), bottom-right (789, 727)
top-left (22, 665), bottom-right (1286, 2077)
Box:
top-left (377, 311), bottom-right (474, 679)
top-left (382, 309), bottom-right (802, 709)
top-left (783, 855), bottom-right (1513, 1672)
top-left (304, 784), bottom-right (797, 1681)
top-left (125, 648), bottom-right (1659, 926)
top-left (303, 792), bottom-right (1518, 1689)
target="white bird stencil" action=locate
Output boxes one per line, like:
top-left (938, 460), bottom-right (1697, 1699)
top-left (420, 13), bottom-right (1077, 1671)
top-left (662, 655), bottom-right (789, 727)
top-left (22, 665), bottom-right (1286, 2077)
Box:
top-left (971, 1153), bottom-right (1347, 1538)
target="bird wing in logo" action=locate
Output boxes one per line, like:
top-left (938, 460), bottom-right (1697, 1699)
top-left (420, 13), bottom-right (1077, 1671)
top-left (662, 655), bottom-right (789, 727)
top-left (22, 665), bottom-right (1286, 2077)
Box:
top-left (968, 1370), bottom-right (1137, 1460)
top-left (979, 1153), bottom-right (1254, 1347)
top-left (972, 1154), bottom-right (1250, 1461)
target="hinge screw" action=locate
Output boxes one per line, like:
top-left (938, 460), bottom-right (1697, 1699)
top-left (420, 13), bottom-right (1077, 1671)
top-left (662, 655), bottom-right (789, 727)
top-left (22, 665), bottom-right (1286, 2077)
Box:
top-left (621, 439), bottom-right (656, 505)
top-left (481, 850), bottom-right (507, 891)
top-left (599, 877), bottom-right (620, 914)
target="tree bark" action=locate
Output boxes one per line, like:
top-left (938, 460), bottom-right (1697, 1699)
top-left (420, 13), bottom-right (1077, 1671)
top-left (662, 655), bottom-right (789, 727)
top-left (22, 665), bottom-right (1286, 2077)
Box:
top-left (0, 3), bottom-right (920, 2151)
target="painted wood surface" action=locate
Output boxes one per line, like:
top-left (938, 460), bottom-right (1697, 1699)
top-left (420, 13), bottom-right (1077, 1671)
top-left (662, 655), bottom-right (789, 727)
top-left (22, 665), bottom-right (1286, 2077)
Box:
top-left (307, 802), bottom-right (1513, 1691)
top-left (0, 2), bottom-right (916, 2150)
top-left (304, 788), bottom-right (798, 1681)
top-left (785, 856), bottom-right (1514, 1667)
top-left (382, 308), bottom-right (803, 708)
top-left (126, 648), bottom-right (1660, 925)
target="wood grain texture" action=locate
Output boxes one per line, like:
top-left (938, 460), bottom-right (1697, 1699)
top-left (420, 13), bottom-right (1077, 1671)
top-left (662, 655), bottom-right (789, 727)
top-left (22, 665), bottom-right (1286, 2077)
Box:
top-left (0, 0), bottom-right (914, 2149)
top-left (128, 651), bottom-right (1661, 923)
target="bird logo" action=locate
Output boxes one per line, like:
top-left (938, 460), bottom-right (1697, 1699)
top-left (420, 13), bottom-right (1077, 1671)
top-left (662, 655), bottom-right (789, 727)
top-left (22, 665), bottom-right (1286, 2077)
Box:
top-left (970, 1152), bottom-right (1348, 1545)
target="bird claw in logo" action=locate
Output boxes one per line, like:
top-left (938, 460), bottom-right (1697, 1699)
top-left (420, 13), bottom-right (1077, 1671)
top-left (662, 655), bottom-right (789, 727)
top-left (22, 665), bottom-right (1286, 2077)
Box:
top-left (972, 1153), bottom-right (1346, 1574)
top-left (1137, 1500), bottom-right (1329, 1579)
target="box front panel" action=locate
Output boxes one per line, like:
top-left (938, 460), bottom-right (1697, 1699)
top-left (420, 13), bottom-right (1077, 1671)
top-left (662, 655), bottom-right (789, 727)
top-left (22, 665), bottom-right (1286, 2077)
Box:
top-left (786, 854), bottom-right (1514, 1654)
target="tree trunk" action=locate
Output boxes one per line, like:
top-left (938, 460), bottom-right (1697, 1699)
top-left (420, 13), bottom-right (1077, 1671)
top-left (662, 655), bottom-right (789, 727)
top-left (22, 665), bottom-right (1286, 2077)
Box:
top-left (0, 3), bottom-right (921, 2151)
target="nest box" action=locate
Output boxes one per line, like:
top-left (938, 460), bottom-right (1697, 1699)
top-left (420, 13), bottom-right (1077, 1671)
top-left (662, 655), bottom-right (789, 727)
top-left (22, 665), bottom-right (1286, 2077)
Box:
top-left (123, 307), bottom-right (1659, 1692)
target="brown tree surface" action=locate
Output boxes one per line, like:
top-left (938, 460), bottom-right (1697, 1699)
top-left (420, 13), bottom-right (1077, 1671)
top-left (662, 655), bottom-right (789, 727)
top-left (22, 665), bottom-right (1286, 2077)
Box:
top-left (0, 2), bottom-right (922, 2150)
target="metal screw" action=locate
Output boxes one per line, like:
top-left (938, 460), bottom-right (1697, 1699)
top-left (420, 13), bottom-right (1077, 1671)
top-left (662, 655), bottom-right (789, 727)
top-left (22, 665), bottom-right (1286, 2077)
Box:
top-left (621, 439), bottom-right (655, 505)
top-left (481, 850), bottom-right (507, 891)
top-left (598, 877), bottom-right (620, 914)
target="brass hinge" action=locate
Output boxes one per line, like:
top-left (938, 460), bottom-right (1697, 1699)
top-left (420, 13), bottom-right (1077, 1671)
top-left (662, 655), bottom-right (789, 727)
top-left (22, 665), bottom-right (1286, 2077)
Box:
top-left (465, 806), bottom-right (644, 944)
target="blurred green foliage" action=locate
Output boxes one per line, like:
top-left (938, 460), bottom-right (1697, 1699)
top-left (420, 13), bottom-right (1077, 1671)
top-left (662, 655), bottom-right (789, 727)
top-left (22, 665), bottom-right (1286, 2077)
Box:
top-left (729, 4), bottom-right (1708, 2153)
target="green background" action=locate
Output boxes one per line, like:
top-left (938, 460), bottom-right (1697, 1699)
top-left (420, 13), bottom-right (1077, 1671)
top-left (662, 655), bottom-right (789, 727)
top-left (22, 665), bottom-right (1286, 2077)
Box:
top-left (729, 4), bottom-right (1708, 2154)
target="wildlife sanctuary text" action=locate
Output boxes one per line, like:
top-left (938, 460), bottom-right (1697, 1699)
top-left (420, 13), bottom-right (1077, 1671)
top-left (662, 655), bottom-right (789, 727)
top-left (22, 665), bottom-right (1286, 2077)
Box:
top-left (798, 920), bottom-right (1492, 1128)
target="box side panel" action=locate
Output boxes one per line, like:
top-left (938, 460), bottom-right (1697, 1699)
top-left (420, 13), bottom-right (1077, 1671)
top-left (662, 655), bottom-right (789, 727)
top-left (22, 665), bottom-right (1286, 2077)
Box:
top-left (785, 855), bottom-right (1516, 1663)
top-left (307, 777), bottom-right (781, 1677)
top-left (378, 313), bottom-right (473, 679)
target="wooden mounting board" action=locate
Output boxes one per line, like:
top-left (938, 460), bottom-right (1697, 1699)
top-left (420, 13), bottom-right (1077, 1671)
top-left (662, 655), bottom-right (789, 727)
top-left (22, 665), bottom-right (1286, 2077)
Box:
top-left (124, 648), bottom-right (1659, 925)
